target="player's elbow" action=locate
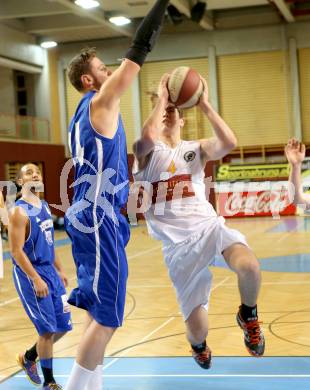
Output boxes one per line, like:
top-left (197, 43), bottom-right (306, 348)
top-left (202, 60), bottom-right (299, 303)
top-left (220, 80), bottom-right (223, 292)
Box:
top-left (142, 125), bottom-right (157, 141)
top-left (225, 136), bottom-right (237, 152)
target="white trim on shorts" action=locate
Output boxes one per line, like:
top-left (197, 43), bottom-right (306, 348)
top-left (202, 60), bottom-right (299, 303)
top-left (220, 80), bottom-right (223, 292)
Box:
top-left (113, 133), bottom-right (121, 327)
top-left (13, 265), bottom-right (37, 319)
top-left (92, 138), bottom-right (103, 303)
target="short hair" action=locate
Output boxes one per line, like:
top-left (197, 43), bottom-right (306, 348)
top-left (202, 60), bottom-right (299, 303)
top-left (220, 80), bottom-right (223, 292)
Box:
top-left (67, 47), bottom-right (97, 92)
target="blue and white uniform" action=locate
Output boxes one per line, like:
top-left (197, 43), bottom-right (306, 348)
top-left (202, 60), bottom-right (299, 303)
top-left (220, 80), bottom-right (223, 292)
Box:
top-left (65, 91), bottom-right (130, 327)
top-left (12, 199), bottom-right (72, 336)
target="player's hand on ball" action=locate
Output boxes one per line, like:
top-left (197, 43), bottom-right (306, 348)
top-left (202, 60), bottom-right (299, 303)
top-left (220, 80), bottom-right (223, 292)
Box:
top-left (285, 138), bottom-right (305, 166)
top-left (157, 73), bottom-right (170, 102)
top-left (33, 276), bottom-right (49, 298)
top-left (198, 77), bottom-right (209, 109)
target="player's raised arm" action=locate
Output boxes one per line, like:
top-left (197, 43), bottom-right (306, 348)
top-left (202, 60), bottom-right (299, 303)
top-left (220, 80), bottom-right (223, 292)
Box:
top-left (285, 138), bottom-right (310, 209)
top-left (133, 74), bottom-right (169, 164)
top-left (94, 0), bottom-right (170, 109)
top-left (9, 207), bottom-right (48, 297)
top-left (198, 77), bottom-right (237, 162)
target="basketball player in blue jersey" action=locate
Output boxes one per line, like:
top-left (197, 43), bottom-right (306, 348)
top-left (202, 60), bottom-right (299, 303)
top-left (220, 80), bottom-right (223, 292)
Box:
top-left (64, 1), bottom-right (170, 389)
top-left (9, 163), bottom-right (72, 389)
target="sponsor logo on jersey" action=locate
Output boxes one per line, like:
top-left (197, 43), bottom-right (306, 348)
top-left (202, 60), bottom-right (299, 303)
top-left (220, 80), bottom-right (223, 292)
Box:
top-left (184, 151), bottom-right (196, 162)
top-left (152, 174), bottom-right (195, 204)
top-left (39, 219), bottom-right (53, 231)
top-left (44, 230), bottom-right (53, 246)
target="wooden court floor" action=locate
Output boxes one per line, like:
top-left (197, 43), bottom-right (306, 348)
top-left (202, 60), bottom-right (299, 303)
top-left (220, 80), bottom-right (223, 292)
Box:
top-left (1, 216), bottom-right (310, 381)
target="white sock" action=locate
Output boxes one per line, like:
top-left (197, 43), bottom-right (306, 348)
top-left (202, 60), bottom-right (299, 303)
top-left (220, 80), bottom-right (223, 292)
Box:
top-left (85, 364), bottom-right (103, 390)
top-left (64, 361), bottom-right (94, 390)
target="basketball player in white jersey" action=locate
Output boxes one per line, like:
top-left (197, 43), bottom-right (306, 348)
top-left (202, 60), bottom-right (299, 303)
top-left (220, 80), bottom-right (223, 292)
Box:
top-left (285, 138), bottom-right (310, 208)
top-left (133, 75), bottom-right (265, 368)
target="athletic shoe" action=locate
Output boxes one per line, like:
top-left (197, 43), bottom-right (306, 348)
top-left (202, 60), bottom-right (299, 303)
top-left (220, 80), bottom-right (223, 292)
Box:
top-left (42, 384), bottom-right (62, 390)
top-left (191, 345), bottom-right (212, 369)
top-left (16, 353), bottom-right (41, 386)
top-left (237, 309), bottom-right (265, 357)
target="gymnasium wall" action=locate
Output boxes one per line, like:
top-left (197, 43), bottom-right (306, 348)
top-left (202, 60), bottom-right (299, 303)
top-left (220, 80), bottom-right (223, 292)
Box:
top-left (0, 141), bottom-right (65, 215)
top-left (0, 24), bottom-right (59, 135)
top-left (47, 49), bottom-right (62, 144)
top-left (217, 51), bottom-right (291, 147)
top-left (299, 48), bottom-right (310, 143)
top-left (0, 23), bottom-right (43, 67)
top-left (0, 67), bottom-right (15, 115)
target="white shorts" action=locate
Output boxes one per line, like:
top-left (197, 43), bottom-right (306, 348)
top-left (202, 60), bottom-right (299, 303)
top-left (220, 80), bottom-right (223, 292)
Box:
top-left (162, 217), bottom-right (248, 321)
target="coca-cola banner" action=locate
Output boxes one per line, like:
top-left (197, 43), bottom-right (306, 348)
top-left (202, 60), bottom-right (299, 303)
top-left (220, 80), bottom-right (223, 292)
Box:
top-left (216, 182), bottom-right (296, 218)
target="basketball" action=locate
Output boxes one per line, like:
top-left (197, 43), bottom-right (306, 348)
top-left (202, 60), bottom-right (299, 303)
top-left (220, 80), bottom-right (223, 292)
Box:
top-left (168, 66), bottom-right (203, 109)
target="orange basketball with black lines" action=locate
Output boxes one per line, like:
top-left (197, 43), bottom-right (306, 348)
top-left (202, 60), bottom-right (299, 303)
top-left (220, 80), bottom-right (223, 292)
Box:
top-left (168, 66), bottom-right (203, 109)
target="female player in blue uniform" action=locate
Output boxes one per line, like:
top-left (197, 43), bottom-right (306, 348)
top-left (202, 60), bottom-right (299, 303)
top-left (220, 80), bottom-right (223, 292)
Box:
top-left (9, 163), bottom-right (72, 390)
top-left (64, 1), bottom-right (170, 389)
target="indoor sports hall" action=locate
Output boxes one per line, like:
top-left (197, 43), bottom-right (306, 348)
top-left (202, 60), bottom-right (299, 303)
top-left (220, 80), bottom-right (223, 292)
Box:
top-left (0, 1), bottom-right (310, 389)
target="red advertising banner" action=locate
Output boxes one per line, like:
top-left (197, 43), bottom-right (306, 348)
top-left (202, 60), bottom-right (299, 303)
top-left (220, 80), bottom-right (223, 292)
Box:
top-left (217, 186), bottom-right (296, 217)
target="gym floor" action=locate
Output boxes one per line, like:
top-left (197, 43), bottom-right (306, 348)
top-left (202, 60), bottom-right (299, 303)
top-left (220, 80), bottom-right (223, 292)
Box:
top-left (1, 216), bottom-right (310, 389)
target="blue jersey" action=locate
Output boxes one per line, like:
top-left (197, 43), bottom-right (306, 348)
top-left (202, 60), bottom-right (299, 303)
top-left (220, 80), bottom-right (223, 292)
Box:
top-left (68, 91), bottom-right (129, 216)
top-left (13, 199), bottom-right (55, 267)
top-left (65, 90), bottom-right (130, 327)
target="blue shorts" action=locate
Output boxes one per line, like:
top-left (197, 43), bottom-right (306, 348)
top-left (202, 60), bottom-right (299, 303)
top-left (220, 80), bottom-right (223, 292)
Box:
top-left (65, 209), bottom-right (130, 328)
top-left (13, 264), bottom-right (72, 336)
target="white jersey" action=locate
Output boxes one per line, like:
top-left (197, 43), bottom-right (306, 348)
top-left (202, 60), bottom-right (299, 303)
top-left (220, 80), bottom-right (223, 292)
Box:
top-left (133, 140), bottom-right (218, 245)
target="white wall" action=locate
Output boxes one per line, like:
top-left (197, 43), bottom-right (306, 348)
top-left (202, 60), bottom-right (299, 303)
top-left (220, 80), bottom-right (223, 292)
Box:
top-left (0, 23), bottom-right (44, 67)
top-left (0, 67), bottom-right (15, 115)
top-left (34, 50), bottom-right (51, 121)
top-left (0, 23), bottom-right (49, 121)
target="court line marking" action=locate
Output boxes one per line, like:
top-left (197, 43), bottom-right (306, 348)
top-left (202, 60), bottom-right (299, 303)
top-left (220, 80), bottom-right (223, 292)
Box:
top-left (103, 317), bottom-right (176, 371)
top-left (6, 374), bottom-right (310, 378)
top-left (128, 279), bottom-right (310, 288)
top-left (0, 296), bottom-right (21, 307)
top-left (103, 276), bottom-right (231, 371)
top-left (3, 278), bottom-right (310, 307)
top-left (0, 245), bottom-right (162, 308)
top-left (276, 232), bottom-right (293, 243)
top-left (127, 245), bottom-right (162, 260)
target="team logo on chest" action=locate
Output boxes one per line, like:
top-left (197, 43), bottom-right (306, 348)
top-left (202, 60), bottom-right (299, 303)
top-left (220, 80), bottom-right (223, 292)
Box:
top-left (167, 160), bottom-right (176, 174)
top-left (184, 151), bottom-right (196, 162)
top-left (39, 219), bottom-right (54, 246)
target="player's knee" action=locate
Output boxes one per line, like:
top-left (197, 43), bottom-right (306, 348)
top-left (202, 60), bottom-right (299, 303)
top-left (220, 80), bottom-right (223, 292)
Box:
top-left (40, 332), bottom-right (54, 341)
top-left (55, 331), bottom-right (67, 340)
top-left (237, 256), bottom-right (260, 278)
